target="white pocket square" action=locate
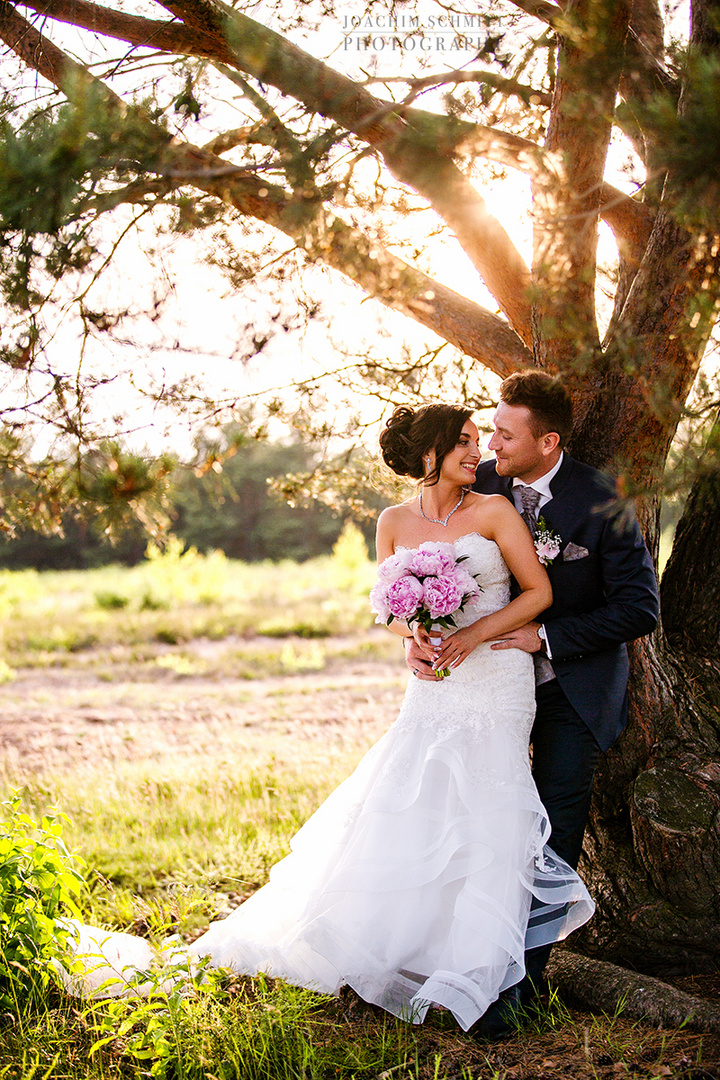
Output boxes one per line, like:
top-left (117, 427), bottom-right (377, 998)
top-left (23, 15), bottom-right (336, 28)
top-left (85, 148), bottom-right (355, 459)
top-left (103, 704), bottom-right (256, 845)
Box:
top-left (563, 543), bottom-right (589, 561)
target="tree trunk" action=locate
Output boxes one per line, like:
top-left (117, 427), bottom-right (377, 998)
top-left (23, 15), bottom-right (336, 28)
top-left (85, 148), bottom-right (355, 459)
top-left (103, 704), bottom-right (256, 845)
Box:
top-left (573, 464), bottom-right (720, 975)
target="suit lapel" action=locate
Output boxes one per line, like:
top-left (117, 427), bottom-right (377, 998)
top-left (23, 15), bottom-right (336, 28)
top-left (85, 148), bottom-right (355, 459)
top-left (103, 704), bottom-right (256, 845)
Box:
top-left (546, 454), bottom-right (574, 503)
top-left (540, 455), bottom-right (578, 540)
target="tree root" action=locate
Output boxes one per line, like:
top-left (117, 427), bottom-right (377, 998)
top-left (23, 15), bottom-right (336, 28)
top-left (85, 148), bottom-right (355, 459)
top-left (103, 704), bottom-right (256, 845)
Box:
top-left (547, 950), bottom-right (720, 1033)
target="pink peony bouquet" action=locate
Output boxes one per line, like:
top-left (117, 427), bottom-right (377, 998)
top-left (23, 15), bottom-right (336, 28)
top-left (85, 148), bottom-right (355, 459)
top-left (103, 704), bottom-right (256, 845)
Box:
top-left (370, 542), bottom-right (482, 676)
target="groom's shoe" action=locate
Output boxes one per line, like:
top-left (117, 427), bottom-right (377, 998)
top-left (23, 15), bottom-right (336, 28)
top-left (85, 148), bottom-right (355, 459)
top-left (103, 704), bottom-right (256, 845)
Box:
top-left (470, 980), bottom-right (537, 1042)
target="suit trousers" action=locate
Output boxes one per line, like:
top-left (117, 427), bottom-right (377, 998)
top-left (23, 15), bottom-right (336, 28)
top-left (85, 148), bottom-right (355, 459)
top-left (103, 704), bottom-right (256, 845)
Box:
top-left (531, 677), bottom-right (602, 871)
top-left (523, 676), bottom-right (602, 990)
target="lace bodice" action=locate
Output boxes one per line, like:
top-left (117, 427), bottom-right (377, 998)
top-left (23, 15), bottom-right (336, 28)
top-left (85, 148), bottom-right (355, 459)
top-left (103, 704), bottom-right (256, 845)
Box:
top-left (397, 532), bottom-right (511, 627)
top-left (446, 532), bottom-right (510, 626)
top-left (382, 531), bottom-right (535, 756)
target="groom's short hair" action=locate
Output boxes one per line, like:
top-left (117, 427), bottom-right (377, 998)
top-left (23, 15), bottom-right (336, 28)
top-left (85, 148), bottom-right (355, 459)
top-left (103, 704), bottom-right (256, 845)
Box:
top-left (500, 370), bottom-right (573, 447)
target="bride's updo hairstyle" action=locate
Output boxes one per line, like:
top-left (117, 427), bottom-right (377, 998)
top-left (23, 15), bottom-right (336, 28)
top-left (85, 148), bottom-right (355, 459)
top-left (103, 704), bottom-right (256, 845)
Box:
top-left (380, 403), bottom-right (473, 486)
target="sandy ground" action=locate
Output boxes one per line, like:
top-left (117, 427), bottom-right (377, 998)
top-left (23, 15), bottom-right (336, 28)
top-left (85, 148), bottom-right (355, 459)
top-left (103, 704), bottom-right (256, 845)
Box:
top-left (0, 641), bottom-right (408, 776)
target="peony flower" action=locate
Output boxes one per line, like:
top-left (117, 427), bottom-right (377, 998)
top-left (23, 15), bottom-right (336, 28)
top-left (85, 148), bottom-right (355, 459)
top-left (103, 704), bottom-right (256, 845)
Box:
top-left (409, 543), bottom-right (456, 579)
top-left (422, 574), bottom-right (464, 618)
top-left (452, 566), bottom-right (482, 598)
top-left (375, 548), bottom-right (414, 584)
top-left (386, 574), bottom-right (425, 620)
top-left (369, 580), bottom-right (392, 623)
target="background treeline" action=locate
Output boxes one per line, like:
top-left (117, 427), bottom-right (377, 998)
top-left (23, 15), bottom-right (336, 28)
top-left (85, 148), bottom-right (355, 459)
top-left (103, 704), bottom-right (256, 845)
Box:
top-left (0, 430), bottom-right (389, 570)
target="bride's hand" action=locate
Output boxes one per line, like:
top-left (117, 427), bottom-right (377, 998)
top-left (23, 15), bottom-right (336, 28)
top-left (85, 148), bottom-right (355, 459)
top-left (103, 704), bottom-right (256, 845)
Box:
top-left (432, 623), bottom-right (482, 673)
top-left (410, 623), bottom-right (432, 648)
top-left (405, 635), bottom-right (437, 679)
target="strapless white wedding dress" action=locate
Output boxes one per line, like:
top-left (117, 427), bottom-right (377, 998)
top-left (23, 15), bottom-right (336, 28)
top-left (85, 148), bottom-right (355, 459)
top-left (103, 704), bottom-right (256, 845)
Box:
top-left (64, 534), bottom-right (594, 1030)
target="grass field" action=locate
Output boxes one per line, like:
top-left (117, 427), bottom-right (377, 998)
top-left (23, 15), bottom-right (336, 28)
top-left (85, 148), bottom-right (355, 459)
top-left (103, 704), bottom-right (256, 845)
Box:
top-left (0, 537), bottom-right (718, 1078)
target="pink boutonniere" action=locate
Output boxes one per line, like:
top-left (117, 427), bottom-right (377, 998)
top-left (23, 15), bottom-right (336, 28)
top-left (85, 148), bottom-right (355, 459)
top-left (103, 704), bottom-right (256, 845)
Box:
top-left (535, 517), bottom-right (562, 566)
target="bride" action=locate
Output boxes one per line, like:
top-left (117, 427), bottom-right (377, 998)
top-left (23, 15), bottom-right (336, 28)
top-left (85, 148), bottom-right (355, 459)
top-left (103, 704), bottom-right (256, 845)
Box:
top-left (64, 403), bottom-right (594, 1033)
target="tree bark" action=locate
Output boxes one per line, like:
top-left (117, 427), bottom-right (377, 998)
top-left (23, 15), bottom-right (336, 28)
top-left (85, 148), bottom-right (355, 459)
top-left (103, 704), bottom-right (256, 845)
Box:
top-left (662, 451), bottom-right (720, 658)
top-left (548, 950), bottom-right (720, 1032)
top-left (573, 463), bottom-right (720, 975)
top-left (532, 0), bottom-right (630, 366)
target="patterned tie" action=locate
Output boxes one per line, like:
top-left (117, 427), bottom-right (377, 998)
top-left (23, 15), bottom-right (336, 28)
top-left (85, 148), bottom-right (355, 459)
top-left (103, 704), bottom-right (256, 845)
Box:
top-left (516, 485), bottom-right (541, 539)
top-left (515, 485), bottom-right (555, 685)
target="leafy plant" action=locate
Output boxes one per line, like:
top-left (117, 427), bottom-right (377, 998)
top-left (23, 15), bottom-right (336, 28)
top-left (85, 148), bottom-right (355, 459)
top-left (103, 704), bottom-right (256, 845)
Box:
top-left (0, 792), bottom-right (86, 1009)
top-left (94, 590), bottom-right (130, 610)
top-left (329, 521), bottom-right (373, 593)
top-left (140, 537), bottom-right (229, 608)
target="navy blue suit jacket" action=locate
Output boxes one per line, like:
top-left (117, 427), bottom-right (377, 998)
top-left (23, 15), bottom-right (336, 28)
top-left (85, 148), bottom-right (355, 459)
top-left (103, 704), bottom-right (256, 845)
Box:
top-left (473, 455), bottom-right (659, 751)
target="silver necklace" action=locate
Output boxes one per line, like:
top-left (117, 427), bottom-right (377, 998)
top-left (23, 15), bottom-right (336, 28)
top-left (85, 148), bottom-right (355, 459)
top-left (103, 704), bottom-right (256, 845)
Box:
top-left (419, 488), bottom-right (466, 527)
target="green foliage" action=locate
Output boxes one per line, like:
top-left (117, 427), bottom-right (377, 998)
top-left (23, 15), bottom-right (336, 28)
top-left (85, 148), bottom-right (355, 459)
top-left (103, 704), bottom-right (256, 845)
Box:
top-left (0, 566), bottom-right (42, 614)
top-left (78, 443), bottom-right (177, 531)
top-left (94, 589), bottom-right (130, 610)
top-left (329, 520), bottom-right (371, 592)
top-left (0, 430), bottom-right (383, 569)
top-left (172, 430), bottom-right (363, 563)
top-left (0, 971), bottom-right (418, 1080)
top-left (0, 552), bottom-right (379, 668)
top-left (0, 793), bottom-right (86, 1010)
top-left (642, 51), bottom-right (720, 232)
top-left (0, 86), bottom-right (172, 297)
top-left (0, 441), bottom-right (174, 568)
top-left (0, 111), bottom-right (88, 241)
top-left (141, 537), bottom-right (229, 607)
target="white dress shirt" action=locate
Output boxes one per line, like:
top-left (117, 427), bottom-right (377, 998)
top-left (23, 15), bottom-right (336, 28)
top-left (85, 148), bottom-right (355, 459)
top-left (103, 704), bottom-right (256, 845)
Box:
top-left (510, 452), bottom-right (564, 515)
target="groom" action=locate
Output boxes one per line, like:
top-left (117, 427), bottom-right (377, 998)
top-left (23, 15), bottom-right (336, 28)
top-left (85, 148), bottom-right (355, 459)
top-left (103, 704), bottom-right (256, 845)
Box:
top-left (405, 370), bottom-right (659, 1037)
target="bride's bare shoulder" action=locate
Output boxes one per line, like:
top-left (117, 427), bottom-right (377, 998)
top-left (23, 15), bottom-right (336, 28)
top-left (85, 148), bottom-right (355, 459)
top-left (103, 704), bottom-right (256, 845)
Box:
top-left (465, 492), bottom-right (518, 532)
top-left (377, 498), bottom-right (416, 526)
top-left (466, 491), bottom-right (506, 506)
top-left (376, 500), bottom-right (418, 559)
top-left (463, 491), bottom-right (509, 515)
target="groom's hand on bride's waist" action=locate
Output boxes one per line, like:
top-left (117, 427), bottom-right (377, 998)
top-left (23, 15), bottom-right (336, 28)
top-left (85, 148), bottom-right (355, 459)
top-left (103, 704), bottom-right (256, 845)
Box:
top-left (490, 622), bottom-right (543, 653)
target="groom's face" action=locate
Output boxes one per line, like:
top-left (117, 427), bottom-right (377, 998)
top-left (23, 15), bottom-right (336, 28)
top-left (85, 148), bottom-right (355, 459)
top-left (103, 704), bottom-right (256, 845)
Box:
top-left (489, 402), bottom-right (558, 484)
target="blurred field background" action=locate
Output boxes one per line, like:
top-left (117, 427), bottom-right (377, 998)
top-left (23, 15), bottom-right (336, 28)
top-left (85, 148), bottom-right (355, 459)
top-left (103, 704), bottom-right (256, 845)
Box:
top-left (0, 525), bottom-right (403, 930)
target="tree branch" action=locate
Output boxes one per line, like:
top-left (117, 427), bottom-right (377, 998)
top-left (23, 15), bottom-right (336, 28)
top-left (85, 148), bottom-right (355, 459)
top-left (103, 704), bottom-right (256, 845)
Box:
top-left (11, 0), bottom-right (536, 343)
top-left (14, 0), bottom-right (232, 62)
top-left (21, 0), bottom-right (638, 226)
top-left (183, 165), bottom-right (534, 374)
top-left (3, 0), bottom-right (661, 366)
top-left (532, 0), bottom-right (632, 365)
top-left (505, 0), bottom-right (565, 27)
top-left (201, 124), bottom-right (267, 156)
top-left (453, 121), bottom-right (655, 252)
top-left (156, 0), bottom-right (534, 341)
top-left (37, 0), bottom-right (533, 342)
top-left (549, 950), bottom-right (720, 1034)
top-left (0, 1), bottom-right (531, 377)
top-left (618, 0), bottom-right (680, 175)
top-left (368, 67), bottom-right (552, 109)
